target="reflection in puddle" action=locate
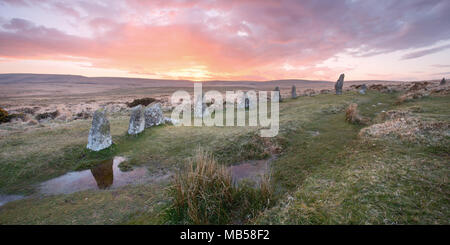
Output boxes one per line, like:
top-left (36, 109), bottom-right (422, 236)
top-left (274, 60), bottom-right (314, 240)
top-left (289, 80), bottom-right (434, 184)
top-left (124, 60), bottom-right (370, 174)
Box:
top-left (0, 194), bottom-right (25, 207)
top-left (39, 157), bottom-right (156, 195)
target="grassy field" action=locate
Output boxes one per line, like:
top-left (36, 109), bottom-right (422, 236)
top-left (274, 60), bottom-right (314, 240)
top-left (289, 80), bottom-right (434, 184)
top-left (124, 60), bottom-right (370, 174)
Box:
top-left (0, 90), bottom-right (448, 224)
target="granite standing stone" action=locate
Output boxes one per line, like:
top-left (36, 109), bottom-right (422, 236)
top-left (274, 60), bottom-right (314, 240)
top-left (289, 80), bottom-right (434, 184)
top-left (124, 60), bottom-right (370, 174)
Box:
top-left (291, 85), bottom-right (297, 98)
top-left (87, 109), bottom-right (112, 151)
top-left (441, 77), bottom-right (446, 85)
top-left (274, 86), bottom-right (282, 102)
top-left (335, 74), bottom-right (345, 95)
top-left (128, 105), bottom-right (145, 135)
top-left (144, 103), bottom-right (164, 128)
top-left (237, 92), bottom-right (246, 109)
top-left (194, 93), bottom-right (210, 118)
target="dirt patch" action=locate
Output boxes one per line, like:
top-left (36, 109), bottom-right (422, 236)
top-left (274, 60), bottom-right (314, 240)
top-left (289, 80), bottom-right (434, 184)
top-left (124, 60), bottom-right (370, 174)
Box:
top-left (127, 98), bottom-right (158, 108)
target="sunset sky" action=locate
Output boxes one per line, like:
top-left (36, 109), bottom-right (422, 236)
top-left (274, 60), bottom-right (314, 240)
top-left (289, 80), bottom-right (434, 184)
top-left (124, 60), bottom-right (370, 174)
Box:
top-left (0, 0), bottom-right (449, 81)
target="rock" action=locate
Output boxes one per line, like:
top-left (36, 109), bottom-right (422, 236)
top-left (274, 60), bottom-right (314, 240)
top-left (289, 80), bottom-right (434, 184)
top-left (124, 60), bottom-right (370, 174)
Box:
top-left (441, 77), bottom-right (446, 85)
top-left (128, 105), bottom-right (145, 135)
top-left (87, 109), bottom-right (112, 151)
top-left (335, 74), bottom-right (345, 95)
top-left (359, 84), bottom-right (367, 94)
top-left (274, 86), bottom-right (282, 102)
top-left (291, 85), bottom-right (297, 98)
top-left (237, 92), bottom-right (246, 109)
top-left (145, 103), bottom-right (164, 128)
top-left (194, 93), bottom-right (210, 118)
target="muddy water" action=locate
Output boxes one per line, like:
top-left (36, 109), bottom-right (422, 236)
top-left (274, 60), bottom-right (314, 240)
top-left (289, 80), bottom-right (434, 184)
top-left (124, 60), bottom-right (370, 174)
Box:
top-left (39, 156), bottom-right (170, 195)
top-left (230, 156), bottom-right (275, 184)
top-left (0, 195), bottom-right (25, 207)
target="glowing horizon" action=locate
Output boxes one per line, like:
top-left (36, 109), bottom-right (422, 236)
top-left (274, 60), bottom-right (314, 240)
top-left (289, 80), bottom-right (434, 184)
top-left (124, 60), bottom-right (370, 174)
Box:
top-left (0, 0), bottom-right (449, 81)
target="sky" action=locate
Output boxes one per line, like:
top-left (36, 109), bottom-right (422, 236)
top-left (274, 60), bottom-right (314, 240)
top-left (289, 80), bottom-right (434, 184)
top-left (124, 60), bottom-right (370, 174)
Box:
top-left (0, 0), bottom-right (449, 81)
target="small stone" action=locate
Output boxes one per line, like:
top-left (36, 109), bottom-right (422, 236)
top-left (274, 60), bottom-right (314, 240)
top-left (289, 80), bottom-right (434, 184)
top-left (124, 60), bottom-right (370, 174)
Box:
top-left (335, 74), bottom-right (345, 95)
top-left (128, 105), bottom-right (145, 135)
top-left (164, 117), bottom-right (179, 125)
top-left (87, 109), bottom-right (112, 151)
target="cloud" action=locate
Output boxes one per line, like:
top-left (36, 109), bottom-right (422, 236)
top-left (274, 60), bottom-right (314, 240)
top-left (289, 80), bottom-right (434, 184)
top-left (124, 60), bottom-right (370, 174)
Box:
top-left (402, 44), bottom-right (450, 60)
top-left (432, 64), bottom-right (450, 68)
top-left (0, 0), bottom-right (450, 80)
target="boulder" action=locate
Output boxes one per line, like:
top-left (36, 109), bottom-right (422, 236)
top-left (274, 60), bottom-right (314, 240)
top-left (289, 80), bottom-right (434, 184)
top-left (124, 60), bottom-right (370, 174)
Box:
top-left (87, 109), bottom-right (112, 151)
top-left (144, 103), bottom-right (164, 128)
top-left (291, 85), bottom-right (297, 98)
top-left (441, 77), bottom-right (446, 85)
top-left (237, 92), bottom-right (246, 109)
top-left (335, 74), bottom-right (345, 95)
top-left (128, 105), bottom-right (145, 135)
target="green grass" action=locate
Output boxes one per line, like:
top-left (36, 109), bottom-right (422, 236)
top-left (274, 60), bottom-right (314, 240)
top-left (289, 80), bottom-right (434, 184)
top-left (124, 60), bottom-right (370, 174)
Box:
top-left (0, 90), bottom-right (448, 224)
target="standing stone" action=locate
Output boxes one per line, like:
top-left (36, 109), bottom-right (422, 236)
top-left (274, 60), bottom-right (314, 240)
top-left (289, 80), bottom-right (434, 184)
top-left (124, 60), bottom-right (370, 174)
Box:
top-left (358, 84), bottom-right (367, 94)
top-left (441, 77), bottom-right (446, 85)
top-left (194, 93), bottom-right (210, 118)
top-left (237, 91), bottom-right (246, 109)
top-left (335, 74), bottom-right (345, 95)
top-left (144, 103), bottom-right (164, 128)
top-left (274, 86), bottom-right (282, 102)
top-left (291, 85), bottom-right (297, 98)
top-left (128, 105), bottom-right (145, 135)
top-left (87, 109), bottom-right (112, 151)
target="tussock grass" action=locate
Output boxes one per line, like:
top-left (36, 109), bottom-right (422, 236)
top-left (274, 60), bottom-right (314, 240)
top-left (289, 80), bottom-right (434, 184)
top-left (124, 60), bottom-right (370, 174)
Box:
top-left (165, 149), bottom-right (274, 224)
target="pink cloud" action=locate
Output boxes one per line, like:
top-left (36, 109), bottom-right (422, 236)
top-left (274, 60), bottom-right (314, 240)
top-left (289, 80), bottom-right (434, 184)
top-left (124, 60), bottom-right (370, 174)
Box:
top-left (0, 0), bottom-right (449, 80)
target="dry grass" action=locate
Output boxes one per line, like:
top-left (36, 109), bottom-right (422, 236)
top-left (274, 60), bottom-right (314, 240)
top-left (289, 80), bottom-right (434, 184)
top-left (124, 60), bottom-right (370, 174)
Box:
top-left (345, 103), bottom-right (370, 125)
top-left (165, 149), bottom-right (274, 224)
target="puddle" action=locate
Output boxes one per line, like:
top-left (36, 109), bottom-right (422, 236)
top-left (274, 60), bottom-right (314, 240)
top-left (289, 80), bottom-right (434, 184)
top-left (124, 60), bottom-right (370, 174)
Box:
top-left (0, 194), bottom-right (25, 207)
top-left (39, 156), bottom-right (170, 195)
top-left (229, 156), bottom-right (275, 184)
